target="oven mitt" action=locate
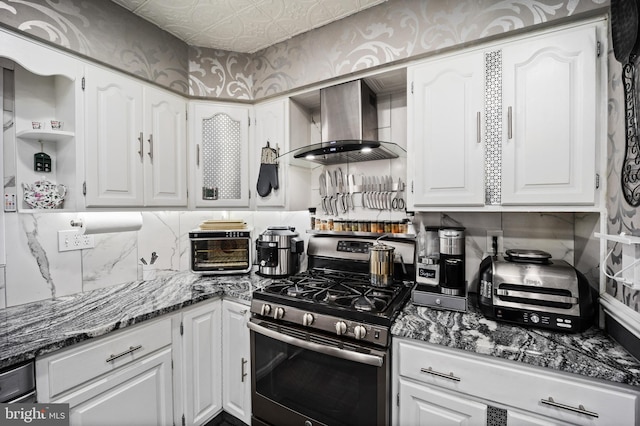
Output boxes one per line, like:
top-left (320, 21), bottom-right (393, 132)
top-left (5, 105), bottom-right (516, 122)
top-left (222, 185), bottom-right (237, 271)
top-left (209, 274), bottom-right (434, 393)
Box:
top-left (257, 142), bottom-right (279, 197)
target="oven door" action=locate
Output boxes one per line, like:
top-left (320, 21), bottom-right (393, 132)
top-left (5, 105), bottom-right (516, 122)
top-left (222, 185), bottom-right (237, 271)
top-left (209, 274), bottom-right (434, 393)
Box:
top-left (249, 318), bottom-right (389, 426)
top-left (190, 237), bottom-right (252, 274)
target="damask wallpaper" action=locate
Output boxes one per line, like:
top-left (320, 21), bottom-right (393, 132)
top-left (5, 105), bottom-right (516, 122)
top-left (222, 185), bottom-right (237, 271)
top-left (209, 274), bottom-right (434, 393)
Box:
top-left (248, 0), bottom-right (610, 99)
top-left (0, 0), bottom-right (189, 93)
top-left (2, 0), bottom-right (640, 313)
top-left (606, 51), bottom-right (640, 312)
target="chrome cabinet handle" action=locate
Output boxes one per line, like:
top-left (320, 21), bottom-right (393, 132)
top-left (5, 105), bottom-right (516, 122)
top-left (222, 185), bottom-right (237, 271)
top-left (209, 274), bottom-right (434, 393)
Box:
top-left (477, 111), bottom-right (482, 144)
top-left (196, 144), bottom-right (200, 167)
top-left (148, 134), bottom-right (153, 160)
top-left (137, 132), bottom-right (144, 160)
top-left (420, 367), bottom-right (461, 382)
top-left (540, 397), bottom-right (599, 418)
top-left (507, 106), bottom-right (513, 139)
top-left (241, 357), bottom-right (248, 382)
top-left (106, 345), bottom-right (143, 363)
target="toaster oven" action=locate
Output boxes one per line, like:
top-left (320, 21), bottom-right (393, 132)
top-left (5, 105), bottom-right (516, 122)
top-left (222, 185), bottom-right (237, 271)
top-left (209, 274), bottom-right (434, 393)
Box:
top-left (189, 229), bottom-right (252, 274)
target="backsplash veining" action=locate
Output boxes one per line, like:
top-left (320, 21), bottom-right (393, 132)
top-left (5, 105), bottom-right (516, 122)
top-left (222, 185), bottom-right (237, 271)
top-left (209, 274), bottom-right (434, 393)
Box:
top-left (1, 210), bottom-right (594, 309)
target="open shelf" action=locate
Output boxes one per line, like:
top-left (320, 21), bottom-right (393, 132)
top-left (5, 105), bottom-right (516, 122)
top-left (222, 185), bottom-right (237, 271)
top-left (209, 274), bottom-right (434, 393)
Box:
top-left (16, 129), bottom-right (74, 142)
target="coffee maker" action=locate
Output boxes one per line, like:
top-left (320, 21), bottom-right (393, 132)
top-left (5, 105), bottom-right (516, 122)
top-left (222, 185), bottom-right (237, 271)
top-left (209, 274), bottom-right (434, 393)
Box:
top-left (439, 227), bottom-right (466, 295)
top-left (412, 226), bottom-right (467, 311)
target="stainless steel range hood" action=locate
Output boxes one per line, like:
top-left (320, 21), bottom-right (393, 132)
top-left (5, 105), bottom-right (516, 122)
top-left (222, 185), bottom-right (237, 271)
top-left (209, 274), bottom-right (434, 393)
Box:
top-left (287, 79), bottom-right (405, 166)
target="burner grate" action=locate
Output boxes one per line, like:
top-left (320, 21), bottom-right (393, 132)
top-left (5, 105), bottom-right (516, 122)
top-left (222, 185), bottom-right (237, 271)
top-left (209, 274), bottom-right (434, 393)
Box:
top-left (265, 269), bottom-right (403, 314)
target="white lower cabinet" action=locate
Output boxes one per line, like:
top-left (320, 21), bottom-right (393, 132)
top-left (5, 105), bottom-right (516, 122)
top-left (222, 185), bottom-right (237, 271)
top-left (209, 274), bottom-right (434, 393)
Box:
top-left (221, 300), bottom-right (251, 424)
top-left (36, 317), bottom-right (174, 426)
top-left (398, 378), bottom-right (487, 425)
top-left (36, 298), bottom-right (251, 426)
top-left (174, 299), bottom-right (223, 426)
top-left (393, 338), bottom-right (640, 426)
top-left (53, 349), bottom-right (172, 426)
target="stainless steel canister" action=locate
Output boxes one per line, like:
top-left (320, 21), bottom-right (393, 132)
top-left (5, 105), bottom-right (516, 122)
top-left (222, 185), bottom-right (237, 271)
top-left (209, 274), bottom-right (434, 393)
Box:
top-left (369, 242), bottom-right (395, 287)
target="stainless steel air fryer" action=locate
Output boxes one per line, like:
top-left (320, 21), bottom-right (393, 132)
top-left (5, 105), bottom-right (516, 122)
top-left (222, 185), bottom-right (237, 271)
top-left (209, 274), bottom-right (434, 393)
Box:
top-left (256, 226), bottom-right (304, 277)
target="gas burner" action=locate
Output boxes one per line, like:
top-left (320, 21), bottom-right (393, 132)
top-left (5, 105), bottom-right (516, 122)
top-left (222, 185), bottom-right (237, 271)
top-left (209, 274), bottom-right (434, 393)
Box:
top-left (286, 285), bottom-right (306, 297)
top-left (332, 293), bottom-right (389, 312)
top-left (353, 296), bottom-right (385, 312)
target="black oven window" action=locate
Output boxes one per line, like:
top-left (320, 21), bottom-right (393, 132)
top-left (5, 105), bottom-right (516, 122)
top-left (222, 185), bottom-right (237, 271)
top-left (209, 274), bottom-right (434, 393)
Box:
top-left (254, 333), bottom-right (378, 426)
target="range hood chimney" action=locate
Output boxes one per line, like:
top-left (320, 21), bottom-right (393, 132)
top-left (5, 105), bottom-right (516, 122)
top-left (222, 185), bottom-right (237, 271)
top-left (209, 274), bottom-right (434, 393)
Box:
top-left (321, 79), bottom-right (378, 142)
top-left (291, 79), bottom-right (404, 166)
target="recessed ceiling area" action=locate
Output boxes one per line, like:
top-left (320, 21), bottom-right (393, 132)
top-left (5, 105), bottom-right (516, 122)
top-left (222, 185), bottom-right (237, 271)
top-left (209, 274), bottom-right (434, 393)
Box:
top-left (110, 0), bottom-right (387, 53)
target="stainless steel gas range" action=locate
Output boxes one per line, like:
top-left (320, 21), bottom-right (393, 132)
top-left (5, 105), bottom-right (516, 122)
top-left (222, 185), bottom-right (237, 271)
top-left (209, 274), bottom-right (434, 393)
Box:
top-left (249, 233), bottom-right (416, 426)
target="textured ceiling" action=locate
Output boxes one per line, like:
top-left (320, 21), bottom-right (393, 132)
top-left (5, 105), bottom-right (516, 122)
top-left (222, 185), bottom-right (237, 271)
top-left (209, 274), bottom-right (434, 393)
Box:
top-left (110, 0), bottom-right (387, 53)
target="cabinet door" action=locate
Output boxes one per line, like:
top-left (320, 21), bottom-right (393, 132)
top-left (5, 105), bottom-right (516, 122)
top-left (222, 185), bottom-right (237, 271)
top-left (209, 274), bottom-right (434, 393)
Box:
top-left (408, 52), bottom-right (485, 207)
top-left (85, 65), bottom-right (144, 206)
top-left (222, 300), bottom-right (251, 424)
top-left (508, 409), bottom-right (572, 426)
top-left (254, 100), bottom-right (286, 208)
top-left (182, 301), bottom-right (223, 426)
top-left (190, 103), bottom-right (250, 208)
top-left (501, 26), bottom-right (597, 205)
top-left (144, 87), bottom-right (187, 206)
top-left (398, 378), bottom-right (487, 425)
top-left (54, 348), bottom-right (173, 426)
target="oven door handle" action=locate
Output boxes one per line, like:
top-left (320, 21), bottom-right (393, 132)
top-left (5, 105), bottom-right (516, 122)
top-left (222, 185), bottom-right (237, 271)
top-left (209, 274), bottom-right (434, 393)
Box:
top-left (248, 321), bottom-right (384, 368)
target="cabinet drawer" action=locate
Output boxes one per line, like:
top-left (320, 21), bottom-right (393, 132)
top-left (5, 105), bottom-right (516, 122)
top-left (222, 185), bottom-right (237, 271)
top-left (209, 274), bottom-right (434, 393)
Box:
top-left (40, 317), bottom-right (172, 398)
top-left (396, 339), bottom-right (639, 425)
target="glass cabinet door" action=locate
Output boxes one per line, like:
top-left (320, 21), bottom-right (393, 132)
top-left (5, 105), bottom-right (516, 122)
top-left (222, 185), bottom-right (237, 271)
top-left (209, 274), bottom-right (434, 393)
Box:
top-left (191, 103), bottom-right (249, 207)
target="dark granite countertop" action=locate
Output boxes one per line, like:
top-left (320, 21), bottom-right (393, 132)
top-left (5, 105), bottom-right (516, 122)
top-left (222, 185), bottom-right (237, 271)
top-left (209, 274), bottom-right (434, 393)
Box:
top-left (0, 270), bottom-right (268, 369)
top-left (2, 272), bottom-right (639, 391)
top-left (392, 301), bottom-right (640, 388)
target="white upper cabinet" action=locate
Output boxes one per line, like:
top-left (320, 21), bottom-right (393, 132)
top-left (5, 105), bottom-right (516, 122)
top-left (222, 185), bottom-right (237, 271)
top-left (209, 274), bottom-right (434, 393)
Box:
top-left (189, 102), bottom-right (250, 208)
top-left (407, 21), bottom-right (602, 210)
top-left (252, 98), bottom-right (312, 210)
top-left (85, 65), bottom-right (144, 206)
top-left (408, 51), bottom-right (485, 207)
top-left (501, 25), bottom-right (598, 205)
top-left (253, 99), bottom-right (287, 208)
top-left (84, 64), bottom-right (187, 207)
top-left (144, 87), bottom-right (187, 206)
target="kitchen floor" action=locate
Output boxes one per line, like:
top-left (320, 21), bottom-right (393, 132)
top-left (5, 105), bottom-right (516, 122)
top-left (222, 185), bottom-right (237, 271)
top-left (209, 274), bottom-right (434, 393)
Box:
top-left (204, 412), bottom-right (246, 426)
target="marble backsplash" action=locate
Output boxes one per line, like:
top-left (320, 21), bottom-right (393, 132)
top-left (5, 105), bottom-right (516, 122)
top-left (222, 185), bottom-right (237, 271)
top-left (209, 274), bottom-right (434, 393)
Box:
top-left (0, 209), bottom-right (598, 309)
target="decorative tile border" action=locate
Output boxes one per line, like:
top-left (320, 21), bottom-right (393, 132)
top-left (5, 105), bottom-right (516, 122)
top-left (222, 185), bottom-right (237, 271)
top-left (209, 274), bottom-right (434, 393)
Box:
top-left (484, 50), bottom-right (502, 205)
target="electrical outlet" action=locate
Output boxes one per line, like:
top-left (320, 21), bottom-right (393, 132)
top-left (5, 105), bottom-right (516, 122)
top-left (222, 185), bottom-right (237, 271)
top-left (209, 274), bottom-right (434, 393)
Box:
top-left (58, 230), bottom-right (95, 252)
top-left (486, 230), bottom-right (503, 255)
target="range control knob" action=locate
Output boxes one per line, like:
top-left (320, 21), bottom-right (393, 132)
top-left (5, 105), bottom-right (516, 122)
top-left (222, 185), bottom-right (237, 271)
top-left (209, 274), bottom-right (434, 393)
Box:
top-left (335, 321), bottom-right (347, 336)
top-left (354, 325), bottom-right (367, 340)
top-left (530, 313), bottom-right (540, 324)
top-left (260, 304), bottom-right (271, 316)
top-left (302, 313), bottom-right (314, 327)
top-left (273, 307), bottom-right (285, 320)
